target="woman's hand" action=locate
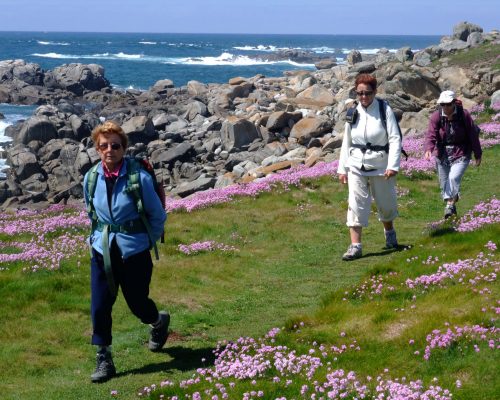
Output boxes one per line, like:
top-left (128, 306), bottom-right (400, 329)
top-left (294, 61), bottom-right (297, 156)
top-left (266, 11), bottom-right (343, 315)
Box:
top-left (339, 174), bottom-right (348, 184)
top-left (474, 158), bottom-right (481, 167)
top-left (424, 150), bottom-right (432, 160)
top-left (384, 169), bottom-right (398, 179)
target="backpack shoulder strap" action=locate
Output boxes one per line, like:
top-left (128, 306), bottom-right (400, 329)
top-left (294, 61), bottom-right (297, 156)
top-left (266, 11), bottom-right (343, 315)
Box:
top-left (377, 98), bottom-right (387, 131)
top-left (124, 158), bottom-right (160, 260)
top-left (377, 98), bottom-right (408, 160)
top-left (86, 163), bottom-right (100, 232)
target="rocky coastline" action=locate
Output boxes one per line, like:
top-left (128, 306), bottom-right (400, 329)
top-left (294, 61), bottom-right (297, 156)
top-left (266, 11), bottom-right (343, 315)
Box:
top-left (0, 21), bottom-right (498, 210)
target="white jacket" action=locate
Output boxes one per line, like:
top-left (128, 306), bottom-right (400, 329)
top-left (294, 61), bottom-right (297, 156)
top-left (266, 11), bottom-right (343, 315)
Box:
top-left (337, 99), bottom-right (401, 175)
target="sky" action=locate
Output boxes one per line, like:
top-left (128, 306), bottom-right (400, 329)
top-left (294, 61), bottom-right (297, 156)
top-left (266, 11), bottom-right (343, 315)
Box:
top-left (2, 0), bottom-right (498, 35)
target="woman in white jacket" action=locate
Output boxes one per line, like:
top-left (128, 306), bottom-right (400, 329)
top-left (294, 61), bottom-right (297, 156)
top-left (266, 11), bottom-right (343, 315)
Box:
top-left (337, 73), bottom-right (402, 261)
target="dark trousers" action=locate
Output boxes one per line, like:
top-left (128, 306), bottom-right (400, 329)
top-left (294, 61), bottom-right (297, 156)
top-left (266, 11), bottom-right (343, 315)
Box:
top-left (90, 242), bottom-right (159, 346)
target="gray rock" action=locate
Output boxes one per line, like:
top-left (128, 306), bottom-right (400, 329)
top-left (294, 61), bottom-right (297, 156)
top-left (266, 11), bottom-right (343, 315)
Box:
top-left (150, 79), bottom-right (175, 95)
top-left (121, 116), bottom-right (157, 144)
top-left (184, 100), bottom-right (209, 121)
top-left (289, 116), bottom-right (332, 145)
top-left (467, 32), bottom-right (484, 47)
top-left (152, 112), bottom-right (170, 130)
top-left (165, 117), bottom-right (189, 133)
top-left (221, 116), bottom-right (261, 151)
top-left (453, 21), bottom-right (483, 41)
top-left (172, 177), bottom-right (216, 197)
top-left (395, 47), bottom-right (413, 63)
top-left (7, 146), bottom-right (43, 181)
top-left (491, 90), bottom-right (500, 107)
top-left (266, 111), bottom-right (302, 131)
top-left (349, 61), bottom-right (376, 73)
top-left (154, 142), bottom-right (194, 166)
top-left (438, 39), bottom-right (469, 53)
top-left (413, 51), bottom-right (433, 67)
top-left (346, 50), bottom-right (362, 65)
top-left (17, 116), bottom-right (58, 145)
top-left (45, 63), bottom-right (109, 96)
top-left (69, 114), bottom-right (91, 141)
top-left (187, 80), bottom-right (208, 97)
top-left (315, 59), bottom-right (337, 70)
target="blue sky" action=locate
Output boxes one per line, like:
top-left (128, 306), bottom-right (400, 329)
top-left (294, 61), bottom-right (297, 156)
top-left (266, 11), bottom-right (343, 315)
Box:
top-left (2, 0), bottom-right (498, 35)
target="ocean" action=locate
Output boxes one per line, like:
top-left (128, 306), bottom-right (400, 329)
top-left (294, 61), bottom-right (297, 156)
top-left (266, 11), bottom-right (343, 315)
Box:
top-left (0, 31), bottom-right (441, 177)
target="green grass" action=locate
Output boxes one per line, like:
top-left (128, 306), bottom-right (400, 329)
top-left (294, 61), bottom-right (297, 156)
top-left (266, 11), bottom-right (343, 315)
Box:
top-left (433, 42), bottom-right (500, 70)
top-left (0, 146), bottom-right (499, 399)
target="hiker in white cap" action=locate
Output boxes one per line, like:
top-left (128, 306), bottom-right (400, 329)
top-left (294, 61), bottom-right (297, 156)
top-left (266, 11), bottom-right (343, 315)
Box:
top-left (424, 90), bottom-right (482, 219)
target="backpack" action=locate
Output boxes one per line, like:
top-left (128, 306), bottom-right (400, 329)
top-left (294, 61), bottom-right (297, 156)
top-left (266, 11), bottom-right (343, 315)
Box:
top-left (86, 155), bottom-right (166, 260)
top-left (346, 98), bottom-right (408, 160)
top-left (436, 99), bottom-right (481, 140)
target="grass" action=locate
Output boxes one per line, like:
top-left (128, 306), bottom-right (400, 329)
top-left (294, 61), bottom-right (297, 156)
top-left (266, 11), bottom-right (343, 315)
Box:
top-left (434, 42), bottom-right (500, 71)
top-left (0, 143), bottom-right (499, 399)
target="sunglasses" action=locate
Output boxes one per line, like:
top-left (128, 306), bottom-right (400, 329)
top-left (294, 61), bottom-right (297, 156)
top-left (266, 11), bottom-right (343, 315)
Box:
top-left (99, 142), bottom-right (122, 151)
top-left (356, 90), bottom-right (374, 97)
top-left (441, 102), bottom-right (454, 107)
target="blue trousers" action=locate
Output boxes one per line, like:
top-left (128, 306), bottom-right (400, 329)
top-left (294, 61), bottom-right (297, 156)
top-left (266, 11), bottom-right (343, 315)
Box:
top-left (90, 242), bottom-right (159, 346)
top-left (436, 157), bottom-right (470, 201)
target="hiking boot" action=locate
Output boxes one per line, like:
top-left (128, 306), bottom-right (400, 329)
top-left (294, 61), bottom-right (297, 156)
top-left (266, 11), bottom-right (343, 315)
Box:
top-left (91, 351), bottom-right (116, 383)
top-left (444, 204), bottom-right (457, 219)
top-left (149, 311), bottom-right (170, 352)
top-left (342, 244), bottom-right (362, 261)
top-left (384, 229), bottom-right (398, 249)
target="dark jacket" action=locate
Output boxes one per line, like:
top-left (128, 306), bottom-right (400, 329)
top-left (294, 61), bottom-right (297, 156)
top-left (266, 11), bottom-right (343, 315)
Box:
top-left (425, 107), bottom-right (482, 161)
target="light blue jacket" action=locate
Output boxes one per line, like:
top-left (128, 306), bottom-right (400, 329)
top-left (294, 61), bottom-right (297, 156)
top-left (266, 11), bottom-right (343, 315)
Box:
top-left (83, 159), bottom-right (167, 259)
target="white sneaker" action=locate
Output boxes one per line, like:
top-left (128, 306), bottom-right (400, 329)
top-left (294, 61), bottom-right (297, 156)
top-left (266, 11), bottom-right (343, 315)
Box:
top-left (342, 244), bottom-right (362, 261)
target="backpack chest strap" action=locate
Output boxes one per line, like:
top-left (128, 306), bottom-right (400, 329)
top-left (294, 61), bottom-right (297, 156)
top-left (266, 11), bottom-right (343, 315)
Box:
top-left (351, 143), bottom-right (389, 153)
top-left (95, 218), bottom-right (147, 234)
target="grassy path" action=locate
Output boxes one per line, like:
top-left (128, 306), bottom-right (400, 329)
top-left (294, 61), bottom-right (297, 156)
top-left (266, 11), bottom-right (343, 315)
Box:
top-left (0, 146), bottom-right (498, 399)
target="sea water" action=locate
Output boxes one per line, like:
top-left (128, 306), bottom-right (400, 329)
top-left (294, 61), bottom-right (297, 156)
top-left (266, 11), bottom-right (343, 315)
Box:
top-left (0, 31), bottom-right (440, 90)
top-left (0, 31), bottom-right (441, 176)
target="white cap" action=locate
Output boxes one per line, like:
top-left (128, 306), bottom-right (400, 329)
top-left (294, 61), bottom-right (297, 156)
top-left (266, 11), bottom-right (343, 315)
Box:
top-left (437, 90), bottom-right (456, 104)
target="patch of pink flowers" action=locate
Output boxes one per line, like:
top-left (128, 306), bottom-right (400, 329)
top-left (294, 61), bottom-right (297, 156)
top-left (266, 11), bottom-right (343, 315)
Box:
top-left (165, 161), bottom-right (339, 213)
top-left (455, 197), bottom-right (500, 232)
top-left (345, 272), bottom-right (398, 300)
top-left (406, 245), bottom-right (498, 289)
top-left (0, 233), bottom-right (86, 272)
top-left (422, 324), bottom-right (500, 360)
top-left (0, 205), bottom-right (89, 272)
top-left (178, 241), bottom-right (238, 255)
top-left (139, 327), bottom-right (453, 399)
top-left (0, 204), bottom-right (89, 235)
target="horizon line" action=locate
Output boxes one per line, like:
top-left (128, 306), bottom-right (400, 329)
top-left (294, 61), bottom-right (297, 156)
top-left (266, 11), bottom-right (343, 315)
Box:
top-left (0, 30), bottom-right (446, 37)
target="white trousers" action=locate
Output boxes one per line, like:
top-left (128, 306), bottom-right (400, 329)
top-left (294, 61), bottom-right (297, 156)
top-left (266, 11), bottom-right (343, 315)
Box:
top-left (436, 158), bottom-right (470, 201)
top-left (347, 171), bottom-right (398, 227)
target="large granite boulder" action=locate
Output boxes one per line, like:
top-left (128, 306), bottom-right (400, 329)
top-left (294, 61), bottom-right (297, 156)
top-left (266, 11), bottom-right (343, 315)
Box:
top-left (221, 116), bottom-right (261, 151)
top-left (453, 21), bottom-right (483, 41)
top-left (289, 116), bottom-right (332, 145)
top-left (0, 60), bottom-right (44, 85)
top-left (121, 116), bottom-right (157, 144)
top-left (266, 111), bottom-right (303, 132)
top-left (15, 116), bottom-right (58, 145)
top-left (44, 63), bottom-right (110, 96)
top-left (6, 145), bottom-right (44, 182)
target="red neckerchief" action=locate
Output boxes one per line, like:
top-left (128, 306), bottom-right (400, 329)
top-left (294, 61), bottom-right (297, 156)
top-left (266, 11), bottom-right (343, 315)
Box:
top-left (102, 159), bottom-right (124, 179)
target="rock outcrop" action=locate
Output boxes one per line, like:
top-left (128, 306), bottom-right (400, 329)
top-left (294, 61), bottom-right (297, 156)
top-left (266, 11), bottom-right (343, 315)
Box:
top-left (0, 21), bottom-right (498, 207)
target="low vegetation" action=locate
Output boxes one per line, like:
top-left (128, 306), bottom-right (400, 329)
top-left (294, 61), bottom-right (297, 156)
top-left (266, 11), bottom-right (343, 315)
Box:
top-left (0, 110), bottom-right (499, 399)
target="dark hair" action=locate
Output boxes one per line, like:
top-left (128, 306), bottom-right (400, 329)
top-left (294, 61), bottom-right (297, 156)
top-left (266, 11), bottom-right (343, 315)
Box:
top-left (355, 73), bottom-right (377, 91)
top-left (91, 121), bottom-right (128, 150)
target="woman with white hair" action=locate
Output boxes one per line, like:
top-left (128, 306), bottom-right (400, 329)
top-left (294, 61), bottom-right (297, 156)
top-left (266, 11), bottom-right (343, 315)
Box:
top-left (424, 90), bottom-right (482, 218)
